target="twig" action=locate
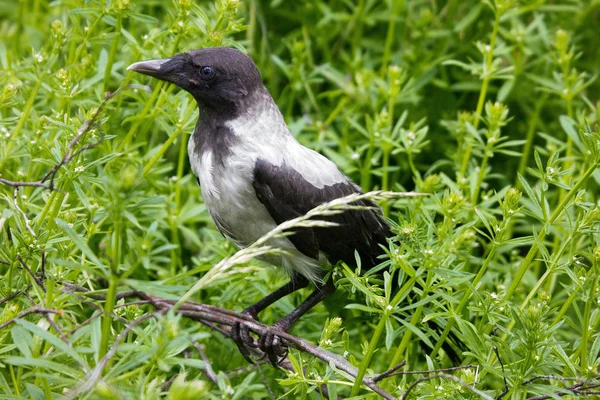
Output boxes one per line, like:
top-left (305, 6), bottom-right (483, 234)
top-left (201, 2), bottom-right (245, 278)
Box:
top-left (13, 187), bottom-right (36, 237)
top-left (139, 293), bottom-right (395, 399)
top-left (0, 86), bottom-right (131, 193)
top-left (0, 284), bottom-right (32, 306)
top-left (17, 255), bottom-right (45, 292)
top-left (383, 364), bottom-right (477, 378)
top-left (256, 363), bottom-right (277, 400)
top-left (0, 259), bottom-right (10, 266)
top-left (524, 376), bottom-right (600, 400)
top-left (0, 178), bottom-right (55, 190)
top-left (190, 339), bottom-right (219, 385)
top-left (400, 373), bottom-right (493, 400)
top-left (372, 361), bottom-right (407, 382)
top-left (523, 374), bottom-right (600, 385)
top-left (494, 347), bottom-right (509, 400)
top-left (0, 307), bottom-right (62, 330)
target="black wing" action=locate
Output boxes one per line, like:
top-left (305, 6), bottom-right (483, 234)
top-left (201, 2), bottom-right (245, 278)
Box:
top-left (252, 159), bottom-right (391, 270)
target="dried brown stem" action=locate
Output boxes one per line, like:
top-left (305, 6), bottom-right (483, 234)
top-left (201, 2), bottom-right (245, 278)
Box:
top-left (0, 86), bottom-right (130, 193)
top-left (400, 373), bottom-right (493, 400)
top-left (138, 292), bottom-right (395, 399)
top-left (190, 339), bottom-right (219, 385)
top-left (0, 284), bottom-right (32, 306)
top-left (17, 254), bottom-right (45, 292)
top-left (0, 307), bottom-right (62, 330)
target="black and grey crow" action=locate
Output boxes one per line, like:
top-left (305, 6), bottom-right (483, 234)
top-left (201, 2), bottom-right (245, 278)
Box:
top-left (128, 47), bottom-right (391, 364)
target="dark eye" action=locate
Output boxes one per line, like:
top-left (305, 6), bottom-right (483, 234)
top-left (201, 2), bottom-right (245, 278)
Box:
top-left (200, 66), bottom-right (215, 80)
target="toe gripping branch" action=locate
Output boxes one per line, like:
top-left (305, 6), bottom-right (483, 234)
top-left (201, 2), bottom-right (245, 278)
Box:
top-left (231, 276), bottom-right (336, 365)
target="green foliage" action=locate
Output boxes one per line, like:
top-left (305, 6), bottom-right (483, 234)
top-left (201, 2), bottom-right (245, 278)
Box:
top-left (1, 0), bottom-right (600, 398)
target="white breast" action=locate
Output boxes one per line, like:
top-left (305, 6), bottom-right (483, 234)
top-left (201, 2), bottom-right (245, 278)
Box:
top-left (187, 103), bottom-right (338, 282)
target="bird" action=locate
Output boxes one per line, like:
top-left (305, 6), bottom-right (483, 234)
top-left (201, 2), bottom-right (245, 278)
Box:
top-left (128, 47), bottom-right (392, 364)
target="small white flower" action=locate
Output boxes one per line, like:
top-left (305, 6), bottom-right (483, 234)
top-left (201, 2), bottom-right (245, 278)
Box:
top-left (177, 20), bottom-right (184, 28)
top-left (34, 53), bottom-right (44, 63)
top-left (407, 131), bottom-right (416, 140)
top-left (343, 351), bottom-right (349, 357)
top-left (490, 292), bottom-right (498, 299)
top-left (325, 339), bottom-right (332, 346)
top-left (142, 34), bottom-right (148, 40)
top-left (374, 131), bottom-right (380, 138)
top-left (386, 305), bottom-right (393, 311)
top-left (351, 152), bottom-right (360, 160)
top-left (75, 166), bottom-right (85, 172)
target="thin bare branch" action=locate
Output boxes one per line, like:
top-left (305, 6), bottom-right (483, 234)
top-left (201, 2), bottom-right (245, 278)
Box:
top-left (139, 293), bottom-right (395, 400)
top-left (190, 339), bottom-right (219, 385)
top-left (17, 254), bottom-right (45, 291)
top-left (400, 373), bottom-right (493, 400)
top-left (0, 86), bottom-right (132, 193)
top-left (0, 284), bottom-right (32, 306)
top-left (0, 307), bottom-right (62, 330)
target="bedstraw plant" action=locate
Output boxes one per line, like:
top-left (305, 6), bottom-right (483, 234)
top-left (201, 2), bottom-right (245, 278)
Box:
top-left (1, 0), bottom-right (599, 398)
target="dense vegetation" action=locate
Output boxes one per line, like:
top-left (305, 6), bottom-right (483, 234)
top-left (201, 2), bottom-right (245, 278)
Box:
top-left (1, 0), bottom-right (600, 398)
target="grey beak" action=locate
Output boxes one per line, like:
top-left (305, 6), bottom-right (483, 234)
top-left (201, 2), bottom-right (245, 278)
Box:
top-left (127, 58), bottom-right (171, 77)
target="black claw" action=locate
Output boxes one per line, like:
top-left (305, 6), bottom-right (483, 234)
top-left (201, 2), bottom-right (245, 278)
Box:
top-left (257, 328), bottom-right (289, 366)
top-left (240, 323), bottom-right (257, 348)
top-left (231, 318), bottom-right (258, 364)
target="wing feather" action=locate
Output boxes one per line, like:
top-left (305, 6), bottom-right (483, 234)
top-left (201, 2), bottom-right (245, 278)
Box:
top-left (252, 159), bottom-right (391, 269)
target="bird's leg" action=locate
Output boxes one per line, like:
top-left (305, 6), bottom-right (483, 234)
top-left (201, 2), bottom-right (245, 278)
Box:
top-left (231, 275), bottom-right (309, 363)
top-left (258, 278), bottom-right (336, 365)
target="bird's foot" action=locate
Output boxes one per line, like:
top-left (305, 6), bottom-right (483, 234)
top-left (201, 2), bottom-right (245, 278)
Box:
top-left (231, 312), bottom-right (259, 364)
top-left (257, 321), bottom-right (290, 366)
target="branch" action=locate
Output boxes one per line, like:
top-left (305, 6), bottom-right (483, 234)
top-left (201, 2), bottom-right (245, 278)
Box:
top-left (0, 284), bottom-right (31, 306)
top-left (0, 86), bottom-right (132, 193)
top-left (0, 307), bottom-right (63, 330)
top-left (400, 373), bottom-right (493, 400)
top-left (138, 293), bottom-right (396, 399)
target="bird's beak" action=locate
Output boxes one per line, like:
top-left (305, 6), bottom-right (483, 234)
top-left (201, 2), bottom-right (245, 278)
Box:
top-left (127, 58), bottom-right (171, 79)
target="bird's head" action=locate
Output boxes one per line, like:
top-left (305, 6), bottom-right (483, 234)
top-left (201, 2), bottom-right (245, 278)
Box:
top-left (128, 47), bottom-right (262, 115)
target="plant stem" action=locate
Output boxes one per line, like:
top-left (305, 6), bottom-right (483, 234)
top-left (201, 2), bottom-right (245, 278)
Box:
top-left (103, 15), bottom-right (123, 94)
top-left (352, 274), bottom-right (416, 395)
top-left (98, 276), bottom-right (118, 360)
top-left (471, 139), bottom-right (493, 204)
top-left (142, 127), bottom-right (183, 177)
top-left (388, 274), bottom-right (430, 367)
top-left (459, 12), bottom-right (500, 177)
top-left (580, 260), bottom-right (597, 371)
top-left (430, 245), bottom-right (498, 357)
top-left (349, 309), bottom-right (390, 396)
top-left (381, 0), bottom-right (403, 72)
top-left (502, 162), bottom-right (597, 302)
top-left (516, 95), bottom-right (547, 187)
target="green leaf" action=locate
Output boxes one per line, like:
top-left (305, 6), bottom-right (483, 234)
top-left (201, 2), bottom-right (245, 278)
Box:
top-left (55, 219), bottom-right (108, 275)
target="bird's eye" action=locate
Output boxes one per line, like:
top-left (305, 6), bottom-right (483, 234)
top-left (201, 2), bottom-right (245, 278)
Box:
top-left (200, 66), bottom-right (216, 80)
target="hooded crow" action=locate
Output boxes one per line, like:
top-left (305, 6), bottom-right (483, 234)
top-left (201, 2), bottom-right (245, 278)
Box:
top-left (128, 47), bottom-right (391, 364)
